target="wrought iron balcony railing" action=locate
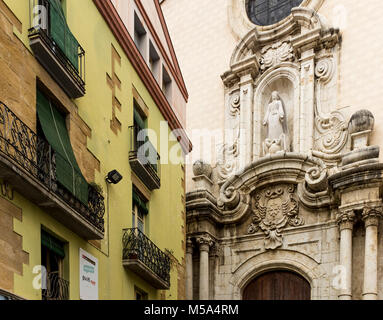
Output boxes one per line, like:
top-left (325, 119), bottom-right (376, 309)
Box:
top-left (129, 125), bottom-right (161, 190)
top-left (0, 288), bottom-right (24, 300)
top-left (123, 228), bottom-right (170, 289)
top-left (28, 0), bottom-right (85, 98)
top-left (42, 272), bottom-right (69, 300)
top-left (0, 101), bottom-right (105, 234)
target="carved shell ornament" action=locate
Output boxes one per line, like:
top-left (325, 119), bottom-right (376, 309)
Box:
top-left (248, 184), bottom-right (304, 250)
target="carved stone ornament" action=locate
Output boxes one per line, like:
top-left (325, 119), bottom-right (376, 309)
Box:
top-left (229, 92), bottom-right (241, 116)
top-left (248, 184), bottom-right (304, 250)
top-left (196, 234), bottom-right (214, 250)
top-left (314, 111), bottom-right (348, 154)
top-left (260, 41), bottom-right (294, 71)
top-left (263, 91), bottom-right (290, 155)
top-left (193, 160), bottom-right (212, 178)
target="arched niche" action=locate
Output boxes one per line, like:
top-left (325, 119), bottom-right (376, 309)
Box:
top-left (253, 64), bottom-right (300, 159)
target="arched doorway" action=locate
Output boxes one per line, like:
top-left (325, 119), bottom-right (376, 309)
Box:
top-left (242, 270), bottom-right (311, 300)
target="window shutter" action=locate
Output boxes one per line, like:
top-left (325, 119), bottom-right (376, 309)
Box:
top-left (36, 89), bottom-right (88, 205)
top-left (132, 189), bottom-right (148, 215)
top-left (41, 230), bottom-right (65, 258)
top-left (48, 0), bottom-right (79, 70)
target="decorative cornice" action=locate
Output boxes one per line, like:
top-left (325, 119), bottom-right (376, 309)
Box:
top-left (92, 0), bottom-right (192, 153)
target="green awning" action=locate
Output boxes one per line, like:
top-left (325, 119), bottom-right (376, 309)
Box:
top-left (41, 230), bottom-right (65, 258)
top-left (48, 0), bottom-right (79, 70)
top-left (133, 189), bottom-right (148, 215)
top-left (36, 89), bottom-right (88, 205)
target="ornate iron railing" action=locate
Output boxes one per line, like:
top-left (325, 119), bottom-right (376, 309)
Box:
top-left (129, 125), bottom-right (161, 181)
top-left (29, 0), bottom-right (85, 90)
top-left (0, 101), bottom-right (105, 231)
top-left (123, 228), bottom-right (170, 285)
top-left (0, 288), bottom-right (24, 300)
top-left (42, 272), bottom-right (69, 300)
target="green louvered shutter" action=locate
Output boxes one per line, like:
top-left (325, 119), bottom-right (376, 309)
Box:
top-left (48, 0), bottom-right (79, 70)
top-left (36, 90), bottom-right (88, 205)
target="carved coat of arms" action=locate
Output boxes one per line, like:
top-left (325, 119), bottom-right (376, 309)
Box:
top-left (248, 184), bottom-right (304, 250)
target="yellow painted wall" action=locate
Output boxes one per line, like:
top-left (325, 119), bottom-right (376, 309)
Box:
top-left (3, 0), bottom-right (185, 300)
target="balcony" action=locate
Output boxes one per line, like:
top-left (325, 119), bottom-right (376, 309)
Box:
top-left (0, 101), bottom-right (105, 239)
top-left (129, 125), bottom-right (161, 190)
top-left (122, 228), bottom-right (170, 289)
top-left (42, 272), bottom-right (69, 300)
top-left (28, 0), bottom-right (85, 98)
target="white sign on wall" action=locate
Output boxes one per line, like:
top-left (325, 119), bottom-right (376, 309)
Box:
top-left (79, 248), bottom-right (98, 300)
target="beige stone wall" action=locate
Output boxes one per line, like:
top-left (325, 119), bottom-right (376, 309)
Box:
top-left (0, 194), bottom-right (29, 293)
top-left (162, 0), bottom-right (383, 190)
top-left (161, 0), bottom-right (237, 190)
top-left (318, 0), bottom-right (383, 154)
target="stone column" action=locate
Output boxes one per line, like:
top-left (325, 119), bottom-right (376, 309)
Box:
top-left (185, 238), bottom-right (194, 300)
top-left (197, 235), bottom-right (213, 300)
top-left (336, 209), bottom-right (355, 300)
top-left (362, 207), bottom-right (381, 300)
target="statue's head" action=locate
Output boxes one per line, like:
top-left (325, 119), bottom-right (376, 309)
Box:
top-left (271, 91), bottom-right (279, 101)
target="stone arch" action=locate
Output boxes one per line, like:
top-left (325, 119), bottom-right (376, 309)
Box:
top-left (229, 249), bottom-right (323, 300)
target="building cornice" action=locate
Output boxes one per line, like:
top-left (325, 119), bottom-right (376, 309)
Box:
top-left (93, 0), bottom-right (192, 153)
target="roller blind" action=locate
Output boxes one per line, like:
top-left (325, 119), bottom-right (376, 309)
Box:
top-left (41, 230), bottom-right (65, 258)
top-left (132, 189), bottom-right (148, 215)
top-left (36, 89), bottom-right (88, 205)
top-left (48, 0), bottom-right (79, 70)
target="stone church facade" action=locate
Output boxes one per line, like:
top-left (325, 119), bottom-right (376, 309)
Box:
top-left (162, 0), bottom-right (383, 300)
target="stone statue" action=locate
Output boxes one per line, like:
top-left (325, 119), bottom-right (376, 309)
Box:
top-left (262, 91), bottom-right (290, 155)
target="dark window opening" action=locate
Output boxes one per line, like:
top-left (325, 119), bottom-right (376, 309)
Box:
top-left (246, 0), bottom-right (303, 26)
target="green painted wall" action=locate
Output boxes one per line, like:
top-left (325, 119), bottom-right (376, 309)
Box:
top-left (3, 0), bottom-right (185, 300)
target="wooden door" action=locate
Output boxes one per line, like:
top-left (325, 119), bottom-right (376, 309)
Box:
top-left (242, 270), bottom-right (311, 300)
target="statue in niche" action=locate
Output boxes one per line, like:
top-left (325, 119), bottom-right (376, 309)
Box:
top-left (262, 91), bottom-right (290, 155)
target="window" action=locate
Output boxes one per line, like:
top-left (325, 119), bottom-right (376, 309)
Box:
top-left (162, 65), bottom-right (172, 103)
top-left (134, 12), bottom-right (147, 59)
top-left (41, 230), bottom-right (69, 300)
top-left (149, 41), bottom-right (160, 82)
top-left (135, 287), bottom-right (148, 300)
top-left (246, 0), bottom-right (303, 26)
top-left (132, 188), bottom-right (148, 234)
